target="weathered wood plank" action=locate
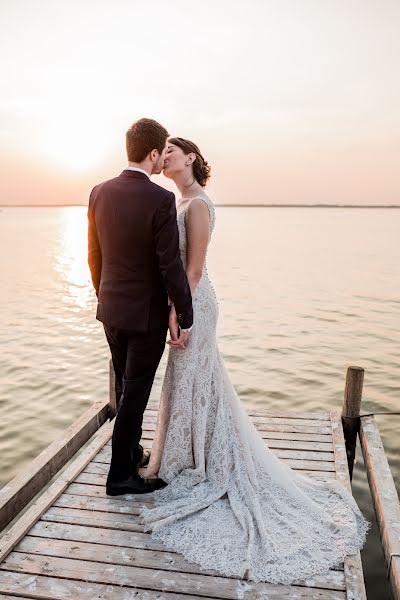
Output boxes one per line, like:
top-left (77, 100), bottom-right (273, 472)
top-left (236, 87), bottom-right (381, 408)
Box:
top-left (0, 571), bottom-right (210, 600)
top-left (0, 552), bottom-right (347, 599)
top-left (135, 430), bottom-right (334, 444)
top-left (29, 520), bottom-right (167, 551)
top-left (0, 421), bottom-right (113, 564)
top-left (144, 407), bottom-right (331, 421)
top-left (251, 416), bottom-right (330, 428)
top-left (41, 506), bottom-right (144, 532)
top-left (249, 411), bottom-right (331, 421)
top-left (14, 536), bottom-right (346, 591)
top-left (65, 472), bottom-right (335, 501)
top-left (114, 439), bottom-right (339, 454)
top-left (93, 453), bottom-right (337, 472)
top-left (330, 412), bottom-right (367, 600)
top-left (254, 422), bottom-right (333, 434)
top-left (108, 430), bottom-right (334, 445)
top-left (142, 414), bottom-right (330, 427)
top-left (0, 399), bottom-right (110, 532)
top-left (54, 492), bottom-right (153, 514)
top-left (28, 520), bottom-right (344, 576)
top-left (93, 445), bottom-right (336, 470)
top-left (138, 421), bottom-right (333, 435)
top-left (270, 449), bottom-right (334, 462)
top-left (65, 481), bottom-right (156, 500)
top-left (359, 415), bottom-right (400, 600)
top-left (296, 471), bottom-right (337, 481)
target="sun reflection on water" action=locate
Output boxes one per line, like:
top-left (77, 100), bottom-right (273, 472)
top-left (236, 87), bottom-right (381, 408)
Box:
top-left (55, 207), bottom-right (93, 309)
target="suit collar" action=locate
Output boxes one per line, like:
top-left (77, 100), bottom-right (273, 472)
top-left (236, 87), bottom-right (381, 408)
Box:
top-left (120, 169), bottom-right (150, 181)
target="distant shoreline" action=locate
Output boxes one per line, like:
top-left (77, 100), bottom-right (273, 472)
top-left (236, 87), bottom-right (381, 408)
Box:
top-left (1, 204), bottom-right (399, 209)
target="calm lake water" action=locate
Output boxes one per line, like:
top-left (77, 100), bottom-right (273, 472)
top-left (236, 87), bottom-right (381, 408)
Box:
top-left (0, 206), bottom-right (399, 598)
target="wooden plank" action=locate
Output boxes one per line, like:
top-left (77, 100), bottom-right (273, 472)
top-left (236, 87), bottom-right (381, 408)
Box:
top-left (359, 415), bottom-right (400, 600)
top-left (91, 449), bottom-right (337, 472)
top-left (330, 412), bottom-right (367, 600)
top-left (29, 521), bottom-right (167, 551)
top-left (0, 399), bottom-right (110, 532)
top-left (65, 472), bottom-right (335, 501)
top-left (270, 449), bottom-right (334, 462)
top-left (0, 571), bottom-right (210, 600)
top-left (85, 460), bottom-right (340, 479)
top-left (138, 421), bottom-right (333, 435)
top-left (260, 439), bottom-right (333, 452)
top-left (250, 416), bottom-right (330, 428)
top-left (143, 407), bottom-right (331, 421)
top-left (0, 552), bottom-right (347, 599)
top-left (14, 536), bottom-right (346, 591)
top-left (95, 444), bottom-right (334, 464)
top-left (141, 413), bottom-right (331, 425)
top-left (142, 417), bottom-right (331, 435)
top-left (253, 422), bottom-right (332, 435)
top-left (28, 520), bottom-right (343, 575)
top-left (107, 436), bottom-right (334, 452)
top-left (0, 421), bottom-right (113, 564)
top-left (65, 482), bottom-right (156, 500)
top-left (248, 411), bottom-right (331, 421)
top-left (41, 506), bottom-right (144, 532)
top-left (54, 492), bottom-right (153, 514)
top-left (140, 428), bottom-right (335, 443)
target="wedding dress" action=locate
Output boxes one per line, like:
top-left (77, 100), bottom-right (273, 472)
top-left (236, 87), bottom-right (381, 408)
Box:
top-left (140, 195), bottom-right (368, 584)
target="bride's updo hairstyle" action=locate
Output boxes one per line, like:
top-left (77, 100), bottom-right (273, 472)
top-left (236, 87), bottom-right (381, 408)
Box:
top-left (168, 137), bottom-right (211, 187)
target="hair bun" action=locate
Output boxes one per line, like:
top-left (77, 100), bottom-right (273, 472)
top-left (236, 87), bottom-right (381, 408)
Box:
top-left (168, 137), bottom-right (211, 188)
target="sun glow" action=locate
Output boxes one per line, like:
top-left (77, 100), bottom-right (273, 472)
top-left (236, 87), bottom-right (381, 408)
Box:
top-left (42, 116), bottom-right (110, 173)
top-left (55, 207), bottom-right (93, 309)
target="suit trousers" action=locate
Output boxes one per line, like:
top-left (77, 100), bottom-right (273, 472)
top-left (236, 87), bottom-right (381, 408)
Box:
top-left (103, 324), bottom-right (167, 481)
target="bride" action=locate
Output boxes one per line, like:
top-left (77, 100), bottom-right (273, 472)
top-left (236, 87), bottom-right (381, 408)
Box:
top-left (140, 137), bottom-right (369, 584)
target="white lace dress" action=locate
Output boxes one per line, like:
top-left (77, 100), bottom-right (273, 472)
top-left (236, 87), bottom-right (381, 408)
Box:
top-left (140, 195), bottom-right (369, 584)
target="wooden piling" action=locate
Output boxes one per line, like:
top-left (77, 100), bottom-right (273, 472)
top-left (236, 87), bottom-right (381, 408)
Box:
top-left (341, 366), bottom-right (364, 480)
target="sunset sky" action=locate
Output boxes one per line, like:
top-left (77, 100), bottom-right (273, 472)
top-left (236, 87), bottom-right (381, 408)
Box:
top-left (1, 0), bottom-right (399, 206)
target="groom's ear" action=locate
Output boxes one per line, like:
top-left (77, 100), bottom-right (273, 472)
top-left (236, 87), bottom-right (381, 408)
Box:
top-left (149, 149), bottom-right (159, 161)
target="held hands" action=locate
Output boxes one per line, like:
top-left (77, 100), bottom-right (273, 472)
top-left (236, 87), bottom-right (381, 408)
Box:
top-left (167, 304), bottom-right (190, 349)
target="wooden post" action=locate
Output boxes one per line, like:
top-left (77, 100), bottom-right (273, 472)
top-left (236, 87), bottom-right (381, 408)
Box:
top-left (341, 365), bottom-right (364, 480)
top-left (108, 359), bottom-right (117, 420)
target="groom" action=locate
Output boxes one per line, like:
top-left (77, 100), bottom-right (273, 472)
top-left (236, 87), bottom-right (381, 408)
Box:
top-left (88, 118), bottom-right (193, 495)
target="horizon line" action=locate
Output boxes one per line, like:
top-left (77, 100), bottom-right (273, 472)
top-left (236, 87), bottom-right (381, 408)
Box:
top-left (1, 203), bottom-right (400, 209)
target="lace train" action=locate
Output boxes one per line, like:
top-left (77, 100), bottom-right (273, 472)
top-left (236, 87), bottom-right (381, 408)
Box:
top-left (140, 195), bottom-right (369, 584)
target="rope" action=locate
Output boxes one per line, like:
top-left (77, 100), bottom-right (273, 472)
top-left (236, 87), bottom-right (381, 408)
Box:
top-left (342, 412), bottom-right (400, 419)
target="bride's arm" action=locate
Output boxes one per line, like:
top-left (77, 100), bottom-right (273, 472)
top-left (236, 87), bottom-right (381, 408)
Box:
top-left (185, 198), bottom-right (210, 295)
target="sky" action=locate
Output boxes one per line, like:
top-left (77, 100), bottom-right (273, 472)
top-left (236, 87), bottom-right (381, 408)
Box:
top-left (0, 0), bottom-right (399, 206)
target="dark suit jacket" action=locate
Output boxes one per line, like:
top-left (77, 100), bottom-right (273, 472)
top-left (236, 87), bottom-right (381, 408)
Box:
top-left (87, 169), bottom-right (193, 331)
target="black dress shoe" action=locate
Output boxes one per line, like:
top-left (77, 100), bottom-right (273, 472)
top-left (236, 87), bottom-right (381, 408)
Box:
top-left (106, 474), bottom-right (166, 496)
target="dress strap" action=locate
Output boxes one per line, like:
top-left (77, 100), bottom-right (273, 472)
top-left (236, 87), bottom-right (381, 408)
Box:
top-left (179, 195), bottom-right (215, 231)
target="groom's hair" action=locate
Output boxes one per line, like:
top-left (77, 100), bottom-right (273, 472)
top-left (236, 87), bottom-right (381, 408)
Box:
top-left (126, 118), bottom-right (169, 162)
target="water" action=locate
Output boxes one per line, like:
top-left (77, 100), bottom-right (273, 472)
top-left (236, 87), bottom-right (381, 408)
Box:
top-left (0, 206), bottom-right (399, 598)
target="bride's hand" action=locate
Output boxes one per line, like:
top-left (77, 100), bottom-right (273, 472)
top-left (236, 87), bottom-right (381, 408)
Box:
top-left (167, 329), bottom-right (190, 349)
top-left (168, 304), bottom-right (179, 342)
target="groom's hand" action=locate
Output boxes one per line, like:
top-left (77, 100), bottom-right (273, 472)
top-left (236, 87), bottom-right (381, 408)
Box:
top-left (167, 329), bottom-right (190, 349)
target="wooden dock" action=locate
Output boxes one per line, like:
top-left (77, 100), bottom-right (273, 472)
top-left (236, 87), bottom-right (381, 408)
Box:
top-left (0, 389), bottom-right (368, 599)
